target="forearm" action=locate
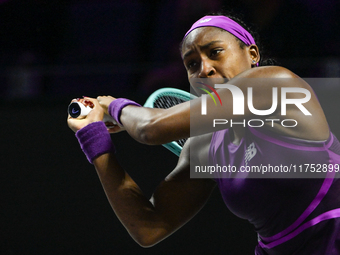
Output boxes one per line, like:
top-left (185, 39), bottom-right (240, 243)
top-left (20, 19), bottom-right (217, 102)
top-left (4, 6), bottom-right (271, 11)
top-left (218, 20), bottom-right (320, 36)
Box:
top-left (68, 99), bottom-right (194, 246)
top-left (119, 103), bottom-right (190, 145)
top-left (71, 119), bottom-right (168, 246)
top-left (93, 153), bottom-right (169, 247)
top-left (68, 102), bottom-right (214, 247)
top-left (72, 121), bottom-right (214, 247)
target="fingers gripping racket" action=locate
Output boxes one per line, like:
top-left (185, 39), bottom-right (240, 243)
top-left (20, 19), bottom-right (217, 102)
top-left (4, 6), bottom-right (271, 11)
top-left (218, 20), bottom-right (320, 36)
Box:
top-left (68, 101), bottom-right (117, 127)
top-left (144, 88), bottom-right (196, 156)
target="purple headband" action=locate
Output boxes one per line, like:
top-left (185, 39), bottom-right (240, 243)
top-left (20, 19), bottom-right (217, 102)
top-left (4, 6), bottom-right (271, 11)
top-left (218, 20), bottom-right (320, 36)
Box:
top-left (184, 15), bottom-right (256, 45)
top-left (183, 15), bottom-right (258, 65)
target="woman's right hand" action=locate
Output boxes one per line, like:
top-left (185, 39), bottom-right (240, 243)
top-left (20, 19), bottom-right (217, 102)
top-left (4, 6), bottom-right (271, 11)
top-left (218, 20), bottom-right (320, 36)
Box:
top-left (67, 97), bottom-right (104, 133)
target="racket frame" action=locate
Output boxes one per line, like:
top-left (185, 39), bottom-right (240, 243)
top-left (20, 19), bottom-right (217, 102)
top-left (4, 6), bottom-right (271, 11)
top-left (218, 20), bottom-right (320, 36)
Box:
top-left (143, 88), bottom-right (196, 156)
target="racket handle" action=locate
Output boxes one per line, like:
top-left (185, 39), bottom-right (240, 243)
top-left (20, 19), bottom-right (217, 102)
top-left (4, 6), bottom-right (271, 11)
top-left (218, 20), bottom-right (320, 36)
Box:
top-left (103, 114), bottom-right (117, 124)
top-left (68, 102), bottom-right (92, 118)
top-left (68, 102), bottom-right (117, 125)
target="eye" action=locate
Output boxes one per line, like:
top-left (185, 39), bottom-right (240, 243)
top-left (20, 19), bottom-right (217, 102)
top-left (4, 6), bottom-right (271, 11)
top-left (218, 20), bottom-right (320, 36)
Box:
top-left (210, 48), bottom-right (223, 57)
top-left (186, 60), bottom-right (197, 70)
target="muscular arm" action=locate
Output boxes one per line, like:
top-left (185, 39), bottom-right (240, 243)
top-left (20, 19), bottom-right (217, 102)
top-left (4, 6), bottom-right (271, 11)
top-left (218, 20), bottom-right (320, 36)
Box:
top-left (103, 66), bottom-right (329, 143)
top-left (93, 139), bottom-right (216, 247)
top-left (119, 101), bottom-right (191, 145)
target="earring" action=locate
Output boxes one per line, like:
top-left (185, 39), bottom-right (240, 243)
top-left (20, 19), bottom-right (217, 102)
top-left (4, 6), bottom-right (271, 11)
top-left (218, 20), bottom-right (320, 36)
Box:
top-left (252, 60), bottom-right (256, 63)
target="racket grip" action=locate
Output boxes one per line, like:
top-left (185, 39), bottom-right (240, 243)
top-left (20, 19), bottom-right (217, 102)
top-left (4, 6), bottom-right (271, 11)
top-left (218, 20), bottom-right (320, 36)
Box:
top-left (103, 114), bottom-right (117, 124)
top-left (68, 102), bottom-right (92, 118)
top-left (68, 102), bottom-right (117, 125)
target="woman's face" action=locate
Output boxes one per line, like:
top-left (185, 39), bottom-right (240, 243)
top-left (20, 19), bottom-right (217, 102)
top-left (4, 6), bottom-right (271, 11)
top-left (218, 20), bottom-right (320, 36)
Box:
top-left (181, 27), bottom-right (257, 94)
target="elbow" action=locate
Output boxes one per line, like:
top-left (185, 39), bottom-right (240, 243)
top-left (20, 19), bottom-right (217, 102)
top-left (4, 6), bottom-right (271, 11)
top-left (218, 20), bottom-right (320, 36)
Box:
top-left (132, 230), bottom-right (165, 248)
top-left (135, 237), bottom-right (158, 248)
top-left (130, 223), bottom-right (170, 248)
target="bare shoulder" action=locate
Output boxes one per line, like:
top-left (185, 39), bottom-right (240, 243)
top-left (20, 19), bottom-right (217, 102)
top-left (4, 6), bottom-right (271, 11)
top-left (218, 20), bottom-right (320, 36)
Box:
top-left (240, 66), bottom-right (329, 140)
top-left (238, 66), bottom-right (298, 79)
top-left (230, 66), bottom-right (313, 91)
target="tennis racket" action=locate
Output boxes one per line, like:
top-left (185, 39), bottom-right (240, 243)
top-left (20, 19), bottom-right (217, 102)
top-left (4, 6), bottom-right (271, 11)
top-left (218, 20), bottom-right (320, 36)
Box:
top-left (144, 88), bottom-right (196, 156)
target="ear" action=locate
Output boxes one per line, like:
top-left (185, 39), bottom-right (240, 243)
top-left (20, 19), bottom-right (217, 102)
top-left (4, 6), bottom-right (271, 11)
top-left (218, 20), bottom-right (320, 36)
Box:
top-left (248, 45), bottom-right (260, 67)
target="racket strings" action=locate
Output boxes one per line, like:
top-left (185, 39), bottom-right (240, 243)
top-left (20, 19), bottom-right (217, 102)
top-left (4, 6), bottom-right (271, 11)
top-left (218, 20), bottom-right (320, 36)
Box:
top-left (154, 95), bottom-right (186, 109)
top-left (154, 95), bottom-right (188, 147)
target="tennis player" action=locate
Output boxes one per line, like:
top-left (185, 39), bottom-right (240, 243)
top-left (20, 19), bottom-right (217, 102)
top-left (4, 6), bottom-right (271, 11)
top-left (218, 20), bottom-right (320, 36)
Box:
top-left (68, 13), bottom-right (340, 254)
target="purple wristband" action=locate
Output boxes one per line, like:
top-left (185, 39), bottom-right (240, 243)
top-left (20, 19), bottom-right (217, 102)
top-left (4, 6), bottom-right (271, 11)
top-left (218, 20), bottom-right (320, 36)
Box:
top-left (108, 98), bottom-right (141, 126)
top-left (75, 121), bottom-right (115, 164)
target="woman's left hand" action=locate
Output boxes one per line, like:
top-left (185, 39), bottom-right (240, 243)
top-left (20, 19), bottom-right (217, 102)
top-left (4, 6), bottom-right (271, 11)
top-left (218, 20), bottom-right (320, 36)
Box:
top-left (97, 95), bottom-right (116, 115)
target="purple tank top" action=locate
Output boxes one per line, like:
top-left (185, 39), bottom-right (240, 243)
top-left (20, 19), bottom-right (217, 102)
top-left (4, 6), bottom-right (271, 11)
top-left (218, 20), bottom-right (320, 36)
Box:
top-left (209, 127), bottom-right (340, 254)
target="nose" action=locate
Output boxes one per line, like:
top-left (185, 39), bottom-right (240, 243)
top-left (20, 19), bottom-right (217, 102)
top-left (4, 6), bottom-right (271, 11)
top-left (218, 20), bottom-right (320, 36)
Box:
top-left (198, 58), bottom-right (216, 78)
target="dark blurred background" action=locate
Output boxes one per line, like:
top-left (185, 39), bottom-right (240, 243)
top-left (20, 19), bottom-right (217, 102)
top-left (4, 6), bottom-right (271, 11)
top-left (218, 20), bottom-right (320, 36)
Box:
top-left (1, 0), bottom-right (340, 254)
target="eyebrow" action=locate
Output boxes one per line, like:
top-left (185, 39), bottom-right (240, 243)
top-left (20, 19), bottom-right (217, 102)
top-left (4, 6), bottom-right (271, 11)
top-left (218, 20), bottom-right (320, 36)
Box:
top-left (182, 40), bottom-right (224, 59)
